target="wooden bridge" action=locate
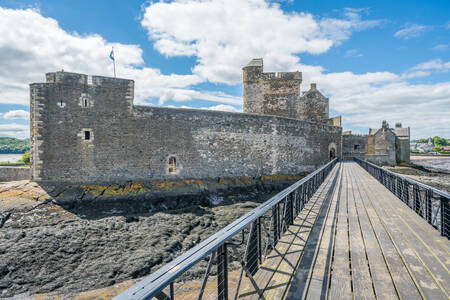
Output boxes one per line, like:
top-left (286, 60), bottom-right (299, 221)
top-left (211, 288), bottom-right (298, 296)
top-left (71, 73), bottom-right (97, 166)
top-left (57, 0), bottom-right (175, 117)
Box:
top-left (115, 160), bottom-right (450, 300)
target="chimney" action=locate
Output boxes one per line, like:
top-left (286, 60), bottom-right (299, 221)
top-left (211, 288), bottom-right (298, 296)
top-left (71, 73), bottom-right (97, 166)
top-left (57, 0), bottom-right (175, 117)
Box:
top-left (395, 122), bottom-right (402, 128)
top-left (310, 83), bottom-right (317, 90)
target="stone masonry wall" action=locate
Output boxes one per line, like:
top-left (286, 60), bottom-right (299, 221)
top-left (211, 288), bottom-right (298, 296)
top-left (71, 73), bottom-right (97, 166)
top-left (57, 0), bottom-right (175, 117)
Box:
top-left (243, 59), bottom-right (301, 119)
top-left (0, 167), bottom-right (30, 182)
top-left (30, 72), bottom-right (342, 184)
top-left (342, 134), bottom-right (368, 160)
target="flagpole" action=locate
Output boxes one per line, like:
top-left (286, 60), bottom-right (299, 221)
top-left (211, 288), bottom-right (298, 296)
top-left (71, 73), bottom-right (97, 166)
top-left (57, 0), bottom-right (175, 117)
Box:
top-left (112, 47), bottom-right (116, 78)
top-left (113, 58), bottom-right (116, 78)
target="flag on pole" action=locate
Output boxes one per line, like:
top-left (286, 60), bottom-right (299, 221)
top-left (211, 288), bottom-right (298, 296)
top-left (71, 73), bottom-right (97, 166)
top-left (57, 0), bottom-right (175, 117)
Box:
top-left (109, 47), bottom-right (116, 77)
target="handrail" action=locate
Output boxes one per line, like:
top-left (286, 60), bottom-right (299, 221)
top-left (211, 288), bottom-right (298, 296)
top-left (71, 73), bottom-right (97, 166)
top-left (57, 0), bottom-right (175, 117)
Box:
top-left (354, 158), bottom-right (449, 199)
top-left (354, 157), bottom-right (449, 239)
top-left (115, 158), bottom-right (338, 300)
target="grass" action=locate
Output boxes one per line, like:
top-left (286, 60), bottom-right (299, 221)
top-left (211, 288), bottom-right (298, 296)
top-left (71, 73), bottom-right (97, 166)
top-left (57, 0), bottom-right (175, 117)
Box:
top-left (0, 161), bottom-right (29, 167)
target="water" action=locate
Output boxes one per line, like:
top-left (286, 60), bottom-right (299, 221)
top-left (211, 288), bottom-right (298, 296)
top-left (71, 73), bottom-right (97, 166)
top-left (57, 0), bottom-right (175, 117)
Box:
top-left (0, 154), bottom-right (24, 163)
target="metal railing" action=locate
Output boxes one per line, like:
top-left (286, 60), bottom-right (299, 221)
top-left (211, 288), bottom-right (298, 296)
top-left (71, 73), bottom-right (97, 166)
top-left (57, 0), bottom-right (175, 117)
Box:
top-left (354, 157), bottom-right (450, 238)
top-left (114, 158), bottom-right (338, 300)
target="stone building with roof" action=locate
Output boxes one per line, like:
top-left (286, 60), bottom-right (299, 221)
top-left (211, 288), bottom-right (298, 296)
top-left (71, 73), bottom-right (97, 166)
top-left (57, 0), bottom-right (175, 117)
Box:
top-left (343, 121), bottom-right (410, 166)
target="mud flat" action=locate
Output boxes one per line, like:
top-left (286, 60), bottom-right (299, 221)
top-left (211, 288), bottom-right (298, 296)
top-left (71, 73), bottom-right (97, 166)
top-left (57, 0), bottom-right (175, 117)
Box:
top-left (386, 158), bottom-right (450, 194)
top-left (0, 174), bottom-right (305, 299)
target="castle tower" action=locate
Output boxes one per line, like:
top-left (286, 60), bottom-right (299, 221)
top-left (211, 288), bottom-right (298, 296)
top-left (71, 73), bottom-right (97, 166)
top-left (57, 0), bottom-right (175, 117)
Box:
top-left (243, 58), bottom-right (302, 119)
top-left (297, 83), bottom-right (329, 123)
top-left (29, 71), bottom-right (134, 182)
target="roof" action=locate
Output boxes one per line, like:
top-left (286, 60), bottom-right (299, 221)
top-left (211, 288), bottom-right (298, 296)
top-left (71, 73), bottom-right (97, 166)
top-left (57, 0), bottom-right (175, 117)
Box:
top-left (393, 127), bottom-right (409, 137)
top-left (245, 58), bottom-right (263, 68)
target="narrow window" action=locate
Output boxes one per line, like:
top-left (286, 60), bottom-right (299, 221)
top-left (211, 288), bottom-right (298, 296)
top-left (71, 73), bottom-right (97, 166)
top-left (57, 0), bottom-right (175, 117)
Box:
top-left (168, 156), bottom-right (176, 173)
top-left (84, 130), bottom-right (91, 140)
top-left (83, 98), bottom-right (88, 107)
top-left (279, 100), bottom-right (285, 107)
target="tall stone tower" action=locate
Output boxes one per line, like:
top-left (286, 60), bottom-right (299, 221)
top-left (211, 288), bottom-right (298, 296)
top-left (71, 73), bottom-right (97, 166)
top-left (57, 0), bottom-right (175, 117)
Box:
top-left (243, 58), bottom-right (302, 119)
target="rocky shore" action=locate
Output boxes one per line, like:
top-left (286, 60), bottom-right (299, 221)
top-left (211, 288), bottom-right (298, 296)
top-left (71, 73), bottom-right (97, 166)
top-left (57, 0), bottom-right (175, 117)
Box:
top-left (385, 161), bottom-right (450, 194)
top-left (0, 174), bottom-right (305, 299)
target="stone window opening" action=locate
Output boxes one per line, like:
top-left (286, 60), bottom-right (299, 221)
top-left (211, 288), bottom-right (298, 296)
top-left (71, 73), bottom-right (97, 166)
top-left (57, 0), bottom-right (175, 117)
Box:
top-left (354, 144), bottom-right (360, 150)
top-left (168, 156), bottom-right (177, 174)
top-left (279, 100), bottom-right (285, 107)
top-left (83, 98), bottom-right (89, 107)
top-left (84, 130), bottom-right (91, 141)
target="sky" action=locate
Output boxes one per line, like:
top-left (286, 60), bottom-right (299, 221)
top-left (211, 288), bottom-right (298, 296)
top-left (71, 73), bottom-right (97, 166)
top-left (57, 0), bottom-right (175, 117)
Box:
top-left (0, 0), bottom-right (449, 140)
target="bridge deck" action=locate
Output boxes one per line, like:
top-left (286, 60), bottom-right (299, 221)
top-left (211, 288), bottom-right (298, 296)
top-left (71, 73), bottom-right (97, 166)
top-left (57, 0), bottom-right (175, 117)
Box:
top-left (239, 161), bottom-right (450, 300)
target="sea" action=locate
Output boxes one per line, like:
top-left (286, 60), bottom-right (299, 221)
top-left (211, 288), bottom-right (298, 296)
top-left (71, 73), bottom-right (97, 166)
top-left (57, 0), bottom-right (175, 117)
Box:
top-left (0, 153), bottom-right (24, 163)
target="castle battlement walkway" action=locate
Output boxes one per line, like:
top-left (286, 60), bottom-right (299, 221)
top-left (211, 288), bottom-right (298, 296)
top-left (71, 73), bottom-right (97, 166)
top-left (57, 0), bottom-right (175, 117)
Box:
top-left (115, 161), bottom-right (450, 300)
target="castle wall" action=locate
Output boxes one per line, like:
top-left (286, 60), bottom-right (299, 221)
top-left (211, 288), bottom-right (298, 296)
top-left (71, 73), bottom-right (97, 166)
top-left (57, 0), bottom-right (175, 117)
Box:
top-left (342, 134), bottom-right (368, 160)
top-left (30, 72), bottom-right (342, 184)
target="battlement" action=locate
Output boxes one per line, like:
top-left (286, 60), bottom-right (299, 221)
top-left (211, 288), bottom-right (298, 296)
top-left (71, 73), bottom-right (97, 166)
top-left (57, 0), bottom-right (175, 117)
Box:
top-left (243, 59), bottom-right (302, 82)
top-left (45, 71), bottom-right (134, 86)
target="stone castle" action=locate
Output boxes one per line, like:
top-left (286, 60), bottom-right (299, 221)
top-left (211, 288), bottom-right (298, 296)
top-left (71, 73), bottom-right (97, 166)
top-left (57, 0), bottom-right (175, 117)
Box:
top-left (29, 58), bottom-right (408, 184)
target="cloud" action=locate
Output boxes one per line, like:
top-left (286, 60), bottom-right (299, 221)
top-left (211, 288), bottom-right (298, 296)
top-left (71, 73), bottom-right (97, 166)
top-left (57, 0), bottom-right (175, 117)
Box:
top-left (0, 123), bottom-right (29, 138)
top-left (394, 24), bottom-right (428, 39)
top-left (142, 1), bottom-right (381, 84)
top-left (431, 44), bottom-right (449, 51)
top-left (2, 110), bottom-right (29, 120)
top-left (167, 104), bottom-right (242, 112)
top-left (0, 6), bottom-right (229, 107)
top-left (411, 59), bottom-right (450, 71)
top-left (345, 49), bottom-right (363, 57)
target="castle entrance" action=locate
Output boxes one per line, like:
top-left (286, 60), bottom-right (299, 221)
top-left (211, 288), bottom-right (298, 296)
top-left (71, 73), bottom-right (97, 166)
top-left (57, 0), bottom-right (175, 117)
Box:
top-left (329, 148), bottom-right (336, 160)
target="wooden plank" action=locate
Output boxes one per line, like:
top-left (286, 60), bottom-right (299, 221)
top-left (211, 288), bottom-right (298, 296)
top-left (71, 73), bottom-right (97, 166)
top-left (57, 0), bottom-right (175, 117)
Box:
top-left (329, 163), bottom-right (352, 300)
top-left (366, 173), bottom-right (450, 260)
top-left (348, 165), bottom-right (399, 299)
top-left (353, 163), bottom-right (447, 300)
top-left (301, 165), bottom-right (342, 300)
top-left (238, 165), bottom-right (339, 299)
top-left (283, 164), bottom-right (342, 300)
top-left (345, 165), bottom-right (376, 300)
top-left (349, 163), bottom-right (422, 300)
top-left (356, 165), bottom-right (450, 299)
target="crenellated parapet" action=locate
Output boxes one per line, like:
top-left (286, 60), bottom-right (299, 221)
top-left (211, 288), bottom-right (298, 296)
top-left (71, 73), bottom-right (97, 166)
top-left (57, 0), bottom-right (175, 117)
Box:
top-left (243, 58), bottom-right (302, 119)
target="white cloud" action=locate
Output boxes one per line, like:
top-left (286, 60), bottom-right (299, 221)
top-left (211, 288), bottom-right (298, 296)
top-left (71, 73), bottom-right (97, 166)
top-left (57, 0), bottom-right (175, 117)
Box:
top-left (431, 44), bottom-right (449, 51)
top-left (0, 123), bottom-right (29, 138)
top-left (410, 59), bottom-right (450, 71)
top-left (0, 6), bottom-right (226, 107)
top-left (345, 49), bottom-right (363, 57)
top-left (394, 24), bottom-right (428, 40)
top-left (2, 110), bottom-right (29, 120)
top-left (142, 0), bottom-right (381, 84)
top-left (167, 104), bottom-right (241, 112)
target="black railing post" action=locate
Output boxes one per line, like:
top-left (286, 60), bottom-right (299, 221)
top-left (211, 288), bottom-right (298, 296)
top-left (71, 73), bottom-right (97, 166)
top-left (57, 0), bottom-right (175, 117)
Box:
top-left (426, 190), bottom-right (432, 224)
top-left (217, 244), bottom-right (228, 300)
top-left (272, 205), bottom-right (279, 245)
top-left (246, 221), bottom-right (259, 276)
top-left (413, 184), bottom-right (422, 216)
top-left (441, 197), bottom-right (449, 238)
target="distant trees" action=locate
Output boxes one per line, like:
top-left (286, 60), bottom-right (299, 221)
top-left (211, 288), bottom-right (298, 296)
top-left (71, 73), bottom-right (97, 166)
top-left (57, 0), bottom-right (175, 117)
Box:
top-left (433, 136), bottom-right (448, 148)
top-left (0, 137), bottom-right (29, 154)
top-left (21, 151), bottom-right (30, 164)
top-left (415, 136), bottom-right (449, 147)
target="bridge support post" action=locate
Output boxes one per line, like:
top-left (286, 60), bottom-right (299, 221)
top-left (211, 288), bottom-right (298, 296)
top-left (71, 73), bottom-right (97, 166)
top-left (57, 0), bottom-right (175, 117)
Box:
top-left (217, 244), bottom-right (228, 300)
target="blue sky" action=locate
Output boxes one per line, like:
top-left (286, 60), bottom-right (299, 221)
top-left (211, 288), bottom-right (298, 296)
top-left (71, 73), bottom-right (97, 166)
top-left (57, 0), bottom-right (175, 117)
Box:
top-left (0, 0), bottom-right (449, 139)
